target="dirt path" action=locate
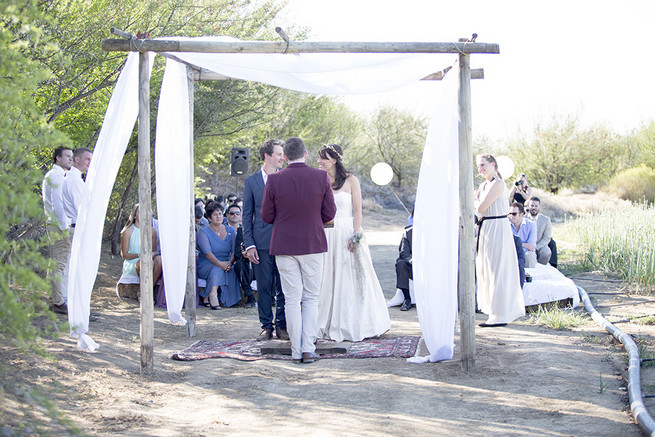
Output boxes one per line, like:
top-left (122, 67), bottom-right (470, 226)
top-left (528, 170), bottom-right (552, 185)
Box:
top-left (3, 211), bottom-right (646, 436)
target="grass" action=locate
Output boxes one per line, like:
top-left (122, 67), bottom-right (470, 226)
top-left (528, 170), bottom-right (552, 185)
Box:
top-left (562, 203), bottom-right (655, 291)
top-left (524, 305), bottom-right (589, 330)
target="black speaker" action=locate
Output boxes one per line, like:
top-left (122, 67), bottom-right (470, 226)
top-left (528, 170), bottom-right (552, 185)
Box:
top-left (231, 148), bottom-right (249, 176)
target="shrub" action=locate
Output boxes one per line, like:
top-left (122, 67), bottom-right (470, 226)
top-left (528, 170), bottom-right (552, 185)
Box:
top-left (506, 115), bottom-right (632, 193)
top-left (608, 165), bottom-right (655, 204)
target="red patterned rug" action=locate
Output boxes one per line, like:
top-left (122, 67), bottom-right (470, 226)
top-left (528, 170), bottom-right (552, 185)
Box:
top-left (171, 336), bottom-right (420, 362)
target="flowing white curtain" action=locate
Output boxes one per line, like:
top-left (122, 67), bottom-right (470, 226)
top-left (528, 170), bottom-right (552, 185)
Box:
top-left (409, 61), bottom-right (460, 362)
top-left (68, 36), bottom-right (461, 360)
top-left (67, 53), bottom-right (154, 351)
top-left (155, 59), bottom-right (191, 325)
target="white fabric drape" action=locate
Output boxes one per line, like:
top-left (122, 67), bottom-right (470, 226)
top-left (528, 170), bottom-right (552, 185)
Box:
top-left (69, 36), bottom-right (462, 362)
top-left (409, 60), bottom-right (460, 363)
top-left (67, 52), bottom-right (154, 350)
top-left (155, 59), bottom-right (191, 325)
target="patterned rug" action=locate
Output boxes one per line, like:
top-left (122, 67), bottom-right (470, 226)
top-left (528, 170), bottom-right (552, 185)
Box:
top-left (171, 336), bottom-right (420, 362)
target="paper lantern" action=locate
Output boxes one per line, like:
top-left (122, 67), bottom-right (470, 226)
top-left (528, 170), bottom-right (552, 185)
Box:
top-left (496, 155), bottom-right (515, 180)
top-left (370, 162), bottom-right (394, 186)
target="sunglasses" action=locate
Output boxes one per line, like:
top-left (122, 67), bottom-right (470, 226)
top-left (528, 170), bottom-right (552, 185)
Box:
top-left (508, 212), bottom-right (520, 216)
top-left (228, 211), bottom-right (241, 215)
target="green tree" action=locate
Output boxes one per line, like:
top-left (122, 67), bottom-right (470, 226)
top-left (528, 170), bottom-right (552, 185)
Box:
top-left (506, 115), bottom-right (630, 193)
top-left (1, 1), bottom-right (81, 432)
top-left (629, 120), bottom-right (655, 168)
top-left (359, 106), bottom-right (427, 188)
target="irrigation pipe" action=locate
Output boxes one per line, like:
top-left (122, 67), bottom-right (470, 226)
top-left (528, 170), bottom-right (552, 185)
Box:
top-left (578, 286), bottom-right (655, 436)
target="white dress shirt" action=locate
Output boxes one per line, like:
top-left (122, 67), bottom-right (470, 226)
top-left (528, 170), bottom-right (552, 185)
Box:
top-left (42, 164), bottom-right (71, 230)
top-left (63, 166), bottom-right (85, 225)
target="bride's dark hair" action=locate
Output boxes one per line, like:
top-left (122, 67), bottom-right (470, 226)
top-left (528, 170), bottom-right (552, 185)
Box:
top-left (319, 144), bottom-right (350, 190)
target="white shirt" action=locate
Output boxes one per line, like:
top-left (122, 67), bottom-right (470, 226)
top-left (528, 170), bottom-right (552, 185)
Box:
top-left (42, 164), bottom-right (71, 230)
top-left (63, 166), bottom-right (85, 224)
top-left (261, 167), bottom-right (268, 185)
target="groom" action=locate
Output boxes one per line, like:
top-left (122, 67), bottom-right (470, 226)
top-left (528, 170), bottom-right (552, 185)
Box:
top-left (261, 137), bottom-right (336, 364)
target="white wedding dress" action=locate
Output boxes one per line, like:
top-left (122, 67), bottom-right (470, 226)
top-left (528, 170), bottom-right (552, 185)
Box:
top-left (318, 191), bottom-right (391, 342)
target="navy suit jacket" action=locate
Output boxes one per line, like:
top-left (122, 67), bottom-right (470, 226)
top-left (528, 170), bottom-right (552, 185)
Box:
top-left (243, 170), bottom-right (272, 251)
top-left (261, 162), bottom-right (336, 256)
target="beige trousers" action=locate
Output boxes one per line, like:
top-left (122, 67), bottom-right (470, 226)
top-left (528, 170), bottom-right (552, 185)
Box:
top-left (47, 224), bottom-right (71, 305)
top-left (276, 253), bottom-right (324, 360)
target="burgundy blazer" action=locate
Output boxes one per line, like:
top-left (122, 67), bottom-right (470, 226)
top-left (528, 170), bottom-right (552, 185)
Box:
top-left (261, 162), bottom-right (336, 256)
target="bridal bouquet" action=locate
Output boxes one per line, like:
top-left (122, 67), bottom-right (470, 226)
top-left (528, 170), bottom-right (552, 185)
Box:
top-left (348, 231), bottom-right (363, 245)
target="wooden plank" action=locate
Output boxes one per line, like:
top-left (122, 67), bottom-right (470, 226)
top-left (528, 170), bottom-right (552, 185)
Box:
top-left (422, 67), bottom-right (484, 81)
top-left (138, 52), bottom-right (154, 376)
top-left (458, 53), bottom-right (476, 372)
top-left (102, 39), bottom-right (500, 54)
top-left (185, 65), bottom-right (197, 337)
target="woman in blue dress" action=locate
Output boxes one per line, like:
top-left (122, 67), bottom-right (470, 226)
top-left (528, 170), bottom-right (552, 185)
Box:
top-left (197, 202), bottom-right (240, 309)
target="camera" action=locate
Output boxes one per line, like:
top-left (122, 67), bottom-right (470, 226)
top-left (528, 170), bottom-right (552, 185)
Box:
top-left (515, 180), bottom-right (522, 186)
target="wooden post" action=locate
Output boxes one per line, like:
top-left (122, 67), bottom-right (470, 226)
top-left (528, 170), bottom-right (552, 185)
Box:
top-left (138, 51), bottom-right (154, 376)
top-left (185, 66), bottom-right (197, 337)
top-left (458, 52), bottom-right (476, 372)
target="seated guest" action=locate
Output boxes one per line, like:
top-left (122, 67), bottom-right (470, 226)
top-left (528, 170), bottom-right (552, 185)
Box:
top-left (508, 201), bottom-right (537, 268)
top-left (526, 196), bottom-right (557, 267)
top-left (226, 203), bottom-right (255, 308)
top-left (508, 173), bottom-right (534, 205)
top-left (120, 204), bottom-right (162, 290)
top-left (395, 224), bottom-right (414, 311)
top-left (197, 202), bottom-right (240, 309)
top-left (525, 196), bottom-right (555, 266)
top-left (513, 234), bottom-right (526, 288)
top-left (226, 193), bottom-right (237, 206)
top-left (195, 205), bottom-right (209, 231)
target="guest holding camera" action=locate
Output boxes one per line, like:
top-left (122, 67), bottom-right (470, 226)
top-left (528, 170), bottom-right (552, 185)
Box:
top-left (509, 173), bottom-right (533, 205)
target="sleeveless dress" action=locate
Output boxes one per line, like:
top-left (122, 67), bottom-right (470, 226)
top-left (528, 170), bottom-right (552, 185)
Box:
top-left (476, 181), bottom-right (525, 324)
top-left (197, 225), bottom-right (240, 307)
top-left (122, 225), bottom-right (140, 276)
top-left (318, 191), bottom-right (391, 341)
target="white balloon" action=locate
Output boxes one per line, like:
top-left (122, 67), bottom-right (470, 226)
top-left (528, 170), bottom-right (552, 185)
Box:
top-left (496, 155), bottom-right (515, 180)
top-left (370, 162), bottom-right (394, 186)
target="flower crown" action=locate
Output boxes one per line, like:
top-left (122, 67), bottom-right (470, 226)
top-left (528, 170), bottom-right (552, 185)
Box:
top-left (321, 144), bottom-right (342, 160)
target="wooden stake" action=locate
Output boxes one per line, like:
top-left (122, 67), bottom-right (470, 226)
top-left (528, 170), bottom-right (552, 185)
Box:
top-left (138, 52), bottom-right (154, 376)
top-left (185, 65), bottom-right (197, 337)
top-left (458, 53), bottom-right (476, 372)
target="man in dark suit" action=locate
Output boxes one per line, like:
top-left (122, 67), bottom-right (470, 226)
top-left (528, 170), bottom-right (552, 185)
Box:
top-left (243, 139), bottom-right (288, 341)
top-left (261, 137), bottom-right (336, 364)
top-left (395, 224), bottom-right (413, 311)
top-left (226, 203), bottom-right (255, 308)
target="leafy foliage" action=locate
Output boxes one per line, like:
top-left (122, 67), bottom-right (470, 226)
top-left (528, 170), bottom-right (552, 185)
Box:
top-left (358, 106), bottom-right (427, 188)
top-left (629, 120), bottom-right (655, 169)
top-left (506, 116), bottom-right (631, 193)
top-left (1, 0), bottom-right (81, 433)
top-left (608, 165), bottom-right (655, 204)
top-left (0, 0), bottom-right (68, 351)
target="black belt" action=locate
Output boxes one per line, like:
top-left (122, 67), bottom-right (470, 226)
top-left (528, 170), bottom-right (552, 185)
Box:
top-left (475, 215), bottom-right (506, 252)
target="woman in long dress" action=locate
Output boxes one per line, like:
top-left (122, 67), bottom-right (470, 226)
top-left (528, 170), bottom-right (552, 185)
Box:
top-left (120, 203), bottom-right (162, 288)
top-left (317, 144), bottom-right (391, 341)
top-left (474, 154), bottom-right (525, 326)
top-left (197, 202), bottom-right (240, 309)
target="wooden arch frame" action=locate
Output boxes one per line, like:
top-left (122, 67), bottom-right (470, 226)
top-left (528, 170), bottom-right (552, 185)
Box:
top-left (102, 28), bottom-right (499, 375)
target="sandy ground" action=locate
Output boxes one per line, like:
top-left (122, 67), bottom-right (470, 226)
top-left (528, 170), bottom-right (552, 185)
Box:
top-left (2, 210), bottom-right (650, 436)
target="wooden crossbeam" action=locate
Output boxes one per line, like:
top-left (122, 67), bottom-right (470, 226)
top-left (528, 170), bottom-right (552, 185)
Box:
top-left (102, 38), bottom-right (500, 55)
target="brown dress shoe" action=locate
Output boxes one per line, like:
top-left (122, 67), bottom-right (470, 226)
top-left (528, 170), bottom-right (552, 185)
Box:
top-left (302, 352), bottom-right (320, 364)
top-left (275, 326), bottom-right (290, 340)
top-left (256, 328), bottom-right (273, 341)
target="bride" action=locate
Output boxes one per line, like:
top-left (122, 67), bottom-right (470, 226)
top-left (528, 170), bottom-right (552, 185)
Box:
top-left (317, 144), bottom-right (391, 342)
